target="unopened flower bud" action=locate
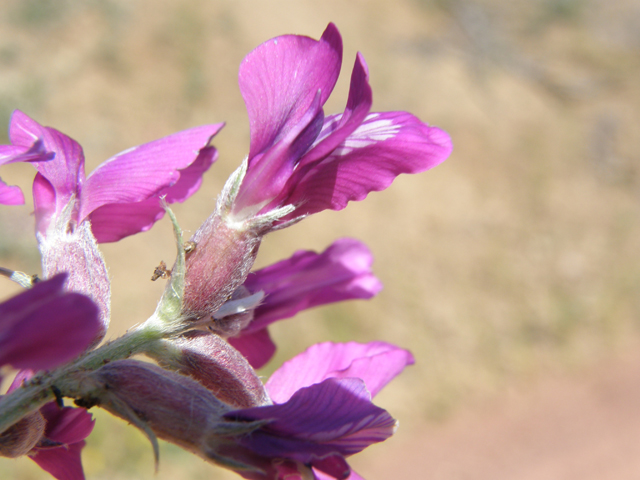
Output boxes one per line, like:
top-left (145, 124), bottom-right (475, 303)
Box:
top-left (39, 218), bottom-right (110, 349)
top-left (88, 360), bottom-right (227, 452)
top-left (182, 211), bottom-right (262, 321)
top-left (148, 332), bottom-right (269, 408)
top-left (85, 360), bottom-right (265, 470)
top-left (0, 411), bottom-right (45, 458)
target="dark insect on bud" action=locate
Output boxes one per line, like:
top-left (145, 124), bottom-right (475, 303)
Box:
top-left (151, 261), bottom-right (171, 281)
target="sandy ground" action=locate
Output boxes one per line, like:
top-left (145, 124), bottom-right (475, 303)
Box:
top-left (354, 348), bottom-right (640, 480)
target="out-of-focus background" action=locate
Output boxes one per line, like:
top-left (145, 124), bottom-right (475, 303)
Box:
top-left (1, 0), bottom-right (640, 478)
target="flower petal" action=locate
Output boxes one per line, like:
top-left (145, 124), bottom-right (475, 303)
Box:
top-left (0, 274), bottom-right (101, 371)
top-left (239, 23), bottom-right (342, 160)
top-left (79, 124), bottom-right (223, 223)
top-left (82, 198), bottom-right (163, 243)
top-left (39, 402), bottom-right (95, 445)
top-left (0, 138), bottom-right (55, 165)
top-left (243, 238), bottom-right (381, 332)
top-left (86, 143), bottom-right (218, 243)
top-left (266, 341), bottom-right (414, 403)
top-left (0, 180), bottom-right (24, 205)
top-left (32, 172), bottom-right (56, 230)
top-left (282, 112), bottom-right (453, 218)
top-left (228, 328), bottom-right (276, 370)
top-left (30, 440), bottom-right (87, 480)
top-left (9, 111), bottom-right (86, 230)
top-left (312, 454), bottom-right (351, 480)
top-left (234, 91), bottom-right (325, 214)
top-left (314, 469), bottom-right (365, 480)
top-left (294, 53), bottom-right (373, 171)
top-left (226, 378), bottom-right (395, 461)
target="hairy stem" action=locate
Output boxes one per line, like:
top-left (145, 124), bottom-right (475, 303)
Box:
top-left (0, 324), bottom-right (165, 434)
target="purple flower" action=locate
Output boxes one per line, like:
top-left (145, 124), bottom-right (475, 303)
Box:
top-left (0, 274), bottom-right (100, 372)
top-left (0, 277), bottom-right (99, 479)
top-left (0, 138), bottom-right (53, 205)
top-left (229, 23), bottom-right (452, 223)
top-left (1, 110), bottom-right (223, 243)
top-left (28, 400), bottom-right (95, 480)
top-left (226, 238), bottom-right (382, 368)
top-left (0, 110), bottom-right (223, 346)
top-left (1, 372), bottom-right (95, 480)
top-left (180, 23), bottom-right (449, 324)
top-left (223, 341), bottom-right (415, 480)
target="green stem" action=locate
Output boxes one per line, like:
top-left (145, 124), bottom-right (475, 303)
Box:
top-left (0, 324), bottom-right (164, 434)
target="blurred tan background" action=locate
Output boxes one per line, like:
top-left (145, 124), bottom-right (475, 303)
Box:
top-left (1, 0), bottom-right (640, 478)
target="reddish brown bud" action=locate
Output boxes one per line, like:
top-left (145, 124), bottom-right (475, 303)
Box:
top-left (86, 360), bottom-right (265, 470)
top-left (181, 212), bottom-right (262, 321)
top-left (89, 360), bottom-right (229, 454)
top-left (0, 411), bottom-right (45, 458)
top-left (150, 332), bottom-right (269, 408)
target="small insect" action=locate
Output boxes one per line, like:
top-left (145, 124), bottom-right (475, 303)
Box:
top-left (151, 261), bottom-right (171, 281)
top-left (184, 241), bottom-right (197, 254)
top-left (51, 385), bottom-right (64, 408)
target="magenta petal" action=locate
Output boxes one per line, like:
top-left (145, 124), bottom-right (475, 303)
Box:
top-left (30, 440), bottom-right (87, 480)
top-left (7, 369), bottom-right (34, 393)
top-left (0, 139), bottom-right (55, 165)
top-left (87, 198), bottom-right (166, 243)
top-left (226, 378), bottom-right (395, 462)
top-left (162, 146), bottom-right (219, 203)
top-left (243, 238), bottom-right (381, 332)
top-left (283, 112), bottom-right (453, 218)
top-left (87, 142), bottom-right (218, 243)
top-left (0, 180), bottom-right (25, 205)
top-left (236, 91), bottom-right (325, 212)
top-left (296, 53), bottom-right (373, 170)
top-left (79, 124), bottom-right (223, 222)
top-left (228, 328), bottom-right (276, 369)
top-left (314, 469), bottom-right (365, 480)
top-left (28, 401), bottom-right (94, 480)
top-left (39, 402), bottom-right (95, 445)
top-left (312, 454), bottom-right (351, 480)
top-left (9, 110), bottom-right (86, 221)
top-left (0, 274), bottom-right (101, 371)
top-left (32, 172), bottom-right (56, 230)
top-left (266, 341), bottom-right (414, 403)
top-left (239, 23), bottom-right (342, 159)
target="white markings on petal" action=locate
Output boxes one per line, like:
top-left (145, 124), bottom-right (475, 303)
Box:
top-left (17, 123), bottom-right (38, 141)
top-left (333, 114), bottom-right (401, 156)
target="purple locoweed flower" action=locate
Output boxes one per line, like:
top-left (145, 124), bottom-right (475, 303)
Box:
top-left (180, 23), bottom-right (450, 323)
top-left (224, 238), bottom-right (382, 368)
top-left (81, 341), bottom-right (412, 480)
top-left (0, 110), bottom-right (223, 346)
top-left (221, 341), bottom-right (415, 480)
top-left (1, 110), bottom-right (223, 243)
top-left (1, 371), bottom-right (96, 480)
top-left (0, 274), bottom-right (100, 372)
top-left (0, 276), bottom-right (99, 477)
top-left (0, 138), bottom-right (53, 205)
top-left (27, 398), bottom-right (95, 480)
top-left (230, 22), bottom-right (452, 223)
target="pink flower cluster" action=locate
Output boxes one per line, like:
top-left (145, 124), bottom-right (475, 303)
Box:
top-left (0, 23), bottom-right (451, 480)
